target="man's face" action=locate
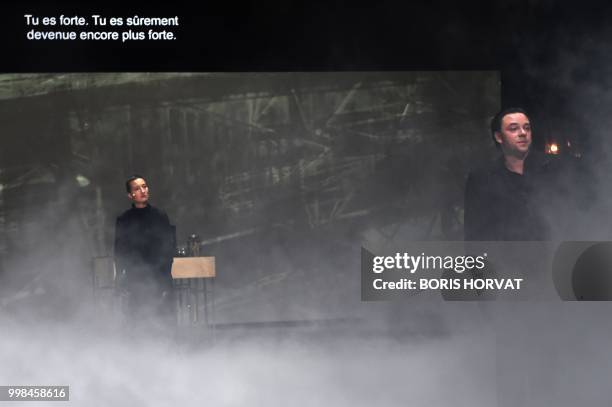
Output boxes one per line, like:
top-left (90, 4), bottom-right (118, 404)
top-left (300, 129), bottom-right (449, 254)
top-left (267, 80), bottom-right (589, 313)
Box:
top-left (128, 178), bottom-right (149, 205)
top-left (494, 112), bottom-right (532, 157)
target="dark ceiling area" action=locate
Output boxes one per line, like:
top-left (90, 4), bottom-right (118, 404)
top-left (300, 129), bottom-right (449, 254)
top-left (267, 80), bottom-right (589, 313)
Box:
top-left (4, 3), bottom-right (611, 149)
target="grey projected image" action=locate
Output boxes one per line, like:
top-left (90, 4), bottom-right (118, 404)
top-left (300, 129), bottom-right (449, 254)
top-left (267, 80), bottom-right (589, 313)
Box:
top-left (0, 72), bottom-right (502, 406)
top-left (0, 72), bottom-right (499, 322)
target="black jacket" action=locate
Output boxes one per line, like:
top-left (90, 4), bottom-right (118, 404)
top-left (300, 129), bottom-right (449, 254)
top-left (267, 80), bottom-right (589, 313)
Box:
top-left (464, 151), bottom-right (560, 241)
top-left (114, 204), bottom-right (175, 286)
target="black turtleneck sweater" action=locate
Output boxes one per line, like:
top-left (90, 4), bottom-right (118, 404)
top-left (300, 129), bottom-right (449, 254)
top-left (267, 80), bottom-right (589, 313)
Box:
top-left (114, 204), bottom-right (175, 286)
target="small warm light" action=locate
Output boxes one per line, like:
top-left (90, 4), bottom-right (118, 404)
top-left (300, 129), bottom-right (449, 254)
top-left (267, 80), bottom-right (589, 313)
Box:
top-left (545, 142), bottom-right (560, 155)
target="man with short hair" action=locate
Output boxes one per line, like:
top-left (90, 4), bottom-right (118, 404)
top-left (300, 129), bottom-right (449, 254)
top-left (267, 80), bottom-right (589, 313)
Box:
top-left (464, 108), bottom-right (555, 241)
top-left (114, 175), bottom-right (175, 324)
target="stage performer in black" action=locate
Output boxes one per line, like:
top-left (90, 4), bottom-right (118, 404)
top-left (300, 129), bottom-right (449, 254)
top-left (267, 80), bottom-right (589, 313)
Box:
top-left (464, 108), bottom-right (559, 241)
top-left (114, 175), bottom-right (176, 324)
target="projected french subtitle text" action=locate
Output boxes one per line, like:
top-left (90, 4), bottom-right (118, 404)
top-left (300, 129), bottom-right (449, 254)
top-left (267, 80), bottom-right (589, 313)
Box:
top-left (24, 14), bottom-right (179, 42)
